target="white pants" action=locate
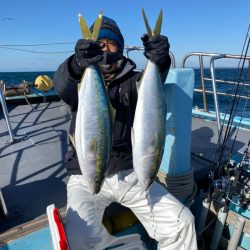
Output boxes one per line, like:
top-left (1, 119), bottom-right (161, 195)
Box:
top-left (66, 170), bottom-right (197, 250)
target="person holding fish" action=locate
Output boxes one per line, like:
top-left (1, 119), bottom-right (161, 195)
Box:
top-left (53, 11), bottom-right (197, 250)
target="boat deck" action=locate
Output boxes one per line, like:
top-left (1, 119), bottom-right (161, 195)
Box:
top-left (0, 99), bottom-right (250, 246)
top-left (191, 114), bottom-right (249, 185)
top-left (0, 100), bottom-right (70, 232)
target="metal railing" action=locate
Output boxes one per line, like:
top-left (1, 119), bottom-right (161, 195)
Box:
top-left (124, 46), bottom-right (176, 68)
top-left (182, 52), bottom-right (250, 135)
top-left (0, 80), bottom-right (15, 142)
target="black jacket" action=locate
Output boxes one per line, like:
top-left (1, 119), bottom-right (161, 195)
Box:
top-left (53, 55), bottom-right (171, 176)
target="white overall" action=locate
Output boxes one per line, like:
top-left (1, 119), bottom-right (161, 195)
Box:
top-left (66, 169), bottom-right (197, 250)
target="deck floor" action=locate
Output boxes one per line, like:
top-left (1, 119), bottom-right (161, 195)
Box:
top-left (0, 101), bottom-right (70, 232)
top-left (0, 100), bottom-right (249, 234)
top-left (191, 115), bottom-right (249, 184)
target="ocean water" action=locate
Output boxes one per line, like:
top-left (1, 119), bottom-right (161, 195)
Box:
top-left (0, 68), bottom-right (249, 116)
top-left (193, 68), bottom-right (250, 117)
top-left (0, 71), bottom-right (55, 85)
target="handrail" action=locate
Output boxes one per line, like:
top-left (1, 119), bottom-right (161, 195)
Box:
top-left (194, 89), bottom-right (250, 99)
top-left (203, 78), bottom-right (250, 87)
top-left (182, 52), bottom-right (250, 137)
top-left (124, 45), bottom-right (176, 68)
top-left (0, 80), bottom-right (15, 142)
top-left (181, 52), bottom-right (225, 68)
top-left (181, 52), bottom-right (225, 112)
top-left (210, 55), bottom-right (224, 136)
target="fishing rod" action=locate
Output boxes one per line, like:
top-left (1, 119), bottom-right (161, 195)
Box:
top-left (222, 37), bottom-right (250, 156)
top-left (203, 25), bottom-right (250, 214)
top-left (209, 25), bottom-right (250, 177)
top-left (227, 60), bottom-right (250, 163)
top-left (212, 39), bottom-right (250, 186)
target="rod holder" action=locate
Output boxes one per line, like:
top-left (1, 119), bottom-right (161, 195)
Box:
top-left (210, 205), bottom-right (228, 250)
top-left (227, 216), bottom-right (245, 250)
top-left (196, 197), bottom-right (211, 233)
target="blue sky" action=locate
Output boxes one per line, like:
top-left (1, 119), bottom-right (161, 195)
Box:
top-left (0, 0), bottom-right (249, 72)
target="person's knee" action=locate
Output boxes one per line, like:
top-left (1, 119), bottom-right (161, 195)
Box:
top-left (178, 207), bottom-right (195, 232)
top-left (66, 222), bottom-right (103, 250)
top-left (65, 207), bottom-right (116, 250)
top-left (65, 207), bottom-right (99, 249)
top-left (157, 208), bottom-right (196, 249)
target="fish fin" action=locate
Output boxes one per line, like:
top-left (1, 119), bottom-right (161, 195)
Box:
top-left (78, 14), bottom-right (92, 39)
top-left (153, 9), bottom-right (163, 36)
top-left (142, 8), bottom-right (163, 37)
top-left (87, 138), bottom-right (97, 159)
top-left (142, 8), bottom-right (152, 36)
top-left (92, 12), bottom-right (103, 41)
top-left (78, 12), bottom-right (103, 41)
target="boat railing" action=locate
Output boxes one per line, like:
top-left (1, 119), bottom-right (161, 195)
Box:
top-left (182, 52), bottom-right (250, 135)
top-left (124, 46), bottom-right (176, 68)
top-left (0, 80), bottom-right (15, 143)
top-left (181, 52), bottom-right (250, 112)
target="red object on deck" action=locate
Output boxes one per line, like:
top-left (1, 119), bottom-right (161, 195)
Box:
top-left (53, 208), bottom-right (68, 250)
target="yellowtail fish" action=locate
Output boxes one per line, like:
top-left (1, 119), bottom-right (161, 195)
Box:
top-left (131, 9), bottom-right (166, 190)
top-left (75, 13), bottom-right (112, 194)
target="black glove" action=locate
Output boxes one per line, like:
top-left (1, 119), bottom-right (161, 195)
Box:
top-left (74, 39), bottom-right (103, 68)
top-left (141, 34), bottom-right (170, 66)
top-left (69, 39), bottom-right (104, 79)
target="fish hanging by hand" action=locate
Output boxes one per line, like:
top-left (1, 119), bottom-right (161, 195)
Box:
top-left (131, 9), bottom-right (166, 191)
top-left (75, 12), bottom-right (113, 195)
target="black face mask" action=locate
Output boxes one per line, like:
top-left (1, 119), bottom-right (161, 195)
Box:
top-left (99, 51), bottom-right (122, 65)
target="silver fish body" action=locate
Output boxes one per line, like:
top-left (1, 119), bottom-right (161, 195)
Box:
top-left (75, 64), bottom-right (112, 194)
top-left (132, 60), bottom-right (166, 190)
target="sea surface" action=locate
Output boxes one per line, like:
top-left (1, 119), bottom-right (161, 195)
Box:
top-left (193, 68), bottom-right (250, 117)
top-left (0, 68), bottom-right (249, 116)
